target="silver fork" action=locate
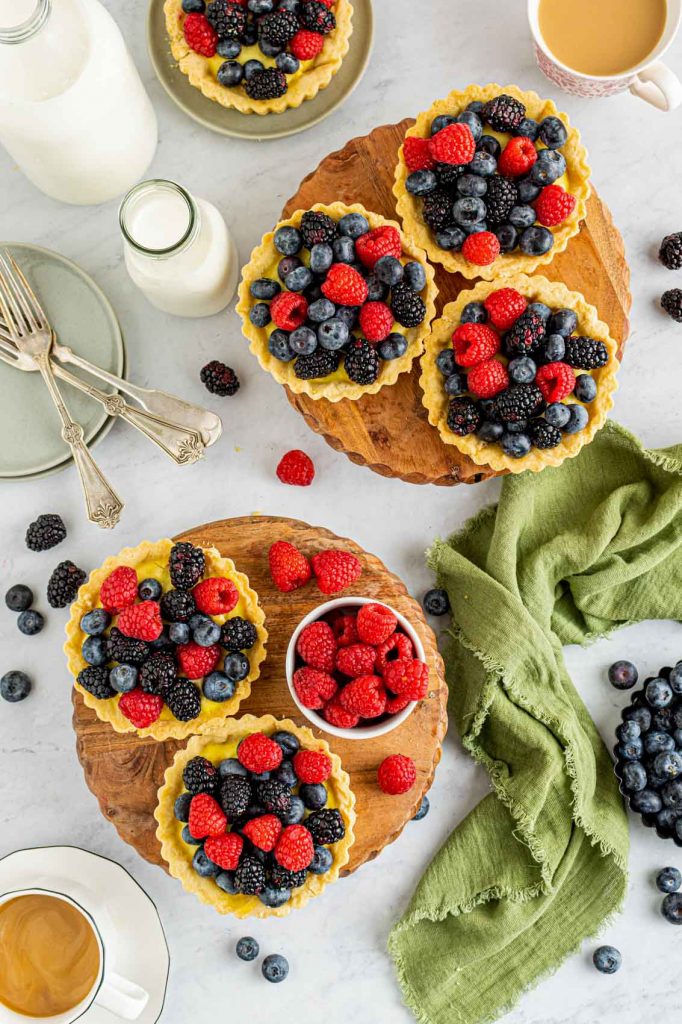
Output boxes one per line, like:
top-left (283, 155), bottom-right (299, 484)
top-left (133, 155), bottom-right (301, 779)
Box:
top-left (0, 252), bottom-right (123, 529)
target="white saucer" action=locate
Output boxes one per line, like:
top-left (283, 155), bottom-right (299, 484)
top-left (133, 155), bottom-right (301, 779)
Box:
top-left (0, 847), bottom-right (169, 1024)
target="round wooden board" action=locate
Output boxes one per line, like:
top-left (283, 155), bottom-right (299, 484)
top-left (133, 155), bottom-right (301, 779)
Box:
top-left (282, 119), bottom-right (632, 485)
top-left (72, 516), bottom-right (447, 876)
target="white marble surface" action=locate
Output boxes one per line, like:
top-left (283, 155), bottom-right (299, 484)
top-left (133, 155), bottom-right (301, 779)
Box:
top-left (2, 1), bottom-right (682, 1021)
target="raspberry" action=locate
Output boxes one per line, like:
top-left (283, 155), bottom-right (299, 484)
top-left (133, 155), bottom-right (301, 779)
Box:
top-left (375, 632), bottom-right (414, 675)
top-left (427, 123), bottom-right (476, 166)
top-left (336, 643), bottom-right (376, 678)
top-left (275, 824), bottom-right (314, 871)
top-left (290, 28), bottom-right (324, 60)
top-left (467, 358), bottom-right (509, 399)
top-left (293, 749), bottom-right (332, 784)
top-left (452, 323), bottom-right (500, 367)
top-left (238, 733), bottom-right (283, 774)
top-left (383, 658), bottom-right (429, 700)
top-left (321, 264), bottom-right (369, 306)
top-left (192, 577), bottom-right (238, 615)
top-left (534, 185), bottom-right (577, 227)
top-left (268, 540), bottom-right (311, 593)
top-left (183, 12), bottom-right (218, 56)
top-left (359, 302), bottom-right (394, 343)
top-left (461, 231), bottom-right (501, 266)
top-left (484, 288), bottom-right (528, 331)
top-left (535, 361), bottom-right (576, 403)
top-left (355, 226), bottom-right (402, 269)
top-left (276, 450), bottom-right (315, 486)
top-left (323, 699), bottom-right (360, 729)
top-left (188, 793), bottom-right (227, 838)
top-left (311, 549), bottom-right (362, 595)
top-left (297, 621), bottom-right (337, 671)
top-left (292, 666), bottom-right (338, 710)
top-left (118, 689), bottom-right (163, 729)
top-left (204, 832), bottom-right (243, 870)
top-left (117, 601), bottom-right (163, 642)
top-left (330, 613), bottom-right (358, 647)
top-left (177, 642), bottom-right (220, 679)
top-left (242, 814), bottom-right (282, 853)
top-left (403, 135), bottom-right (435, 172)
top-left (270, 291), bottom-right (308, 331)
top-left (377, 754), bottom-right (417, 795)
top-left (386, 693), bottom-right (411, 714)
top-left (100, 566), bottom-right (138, 614)
top-left (498, 136), bottom-right (538, 177)
top-left (339, 675), bottom-right (387, 718)
top-left (357, 603), bottom-right (397, 645)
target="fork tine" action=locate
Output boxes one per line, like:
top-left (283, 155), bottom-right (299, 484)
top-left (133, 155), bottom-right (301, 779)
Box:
top-left (0, 269), bottom-right (20, 341)
top-left (7, 253), bottom-right (49, 327)
top-left (0, 252), bottom-right (39, 332)
top-left (0, 255), bottom-right (28, 335)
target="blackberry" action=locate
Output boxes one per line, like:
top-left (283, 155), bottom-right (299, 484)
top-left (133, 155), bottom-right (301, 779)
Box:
top-left (306, 808), bottom-right (345, 845)
top-left (659, 232), bottom-right (682, 270)
top-left (200, 361), bottom-right (240, 397)
top-left (106, 627), bottom-right (149, 666)
top-left (169, 542), bottom-right (205, 590)
top-left (482, 93), bottom-right (526, 132)
top-left (447, 397), bottom-right (481, 436)
top-left (268, 864), bottom-right (307, 889)
top-left (258, 9), bottom-right (298, 46)
top-left (300, 210), bottom-right (337, 248)
top-left (484, 176), bottom-right (518, 227)
top-left (662, 288), bottom-right (682, 323)
top-left (294, 348), bottom-right (340, 379)
top-left (255, 779), bottom-right (293, 816)
top-left (25, 513), bottom-right (66, 552)
top-left (504, 311), bottom-right (546, 357)
top-left (299, 0), bottom-right (335, 33)
top-left (221, 617), bottom-right (258, 651)
top-left (47, 560), bottom-right (86, 608)
top-left (165, 679), bottom-right (202, 721)
top-left (390, 282), bottom-right (426, 328)
top-left (422, 189), bottom-right (453, 231)
top-left (235, 856), bottom-right (266, 895)
top-left (220, 774), bottom-right (252, 820)
top-left (563, 336), bottom-right (609, 369)
top-left (139, 652), bottom-right (177, 695)
top-left (495, 383), bottom-right (544, 423)
top-left (206, 0), bottom-right (246, 38)
top-left (529, 419), bottom-right (562, 449)
top-left (344, 339), bottom-right (379, 385)
top-left (244, 67), bottom-right (288, 101)
top-left (160, 588), bottom-right (196, 623)
top-left (435, 162), bottom-right (464, 191)
top-left (183, 755), bottom-right (218, 794)
top-left (77, 666), bottom-right (115, 700)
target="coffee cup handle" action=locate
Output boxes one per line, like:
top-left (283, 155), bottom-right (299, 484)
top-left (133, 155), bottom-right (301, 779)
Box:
top-left (94, 971), bottom-right (149, 1021)
top-left (630, 62), bottom-right (682, 112)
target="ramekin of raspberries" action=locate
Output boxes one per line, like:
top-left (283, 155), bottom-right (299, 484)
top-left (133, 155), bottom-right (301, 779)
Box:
top-left (285, 597), bottom-right (429, 739)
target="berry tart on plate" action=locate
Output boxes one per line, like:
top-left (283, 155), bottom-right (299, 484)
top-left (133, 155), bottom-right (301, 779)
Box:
top-left (236, 202), bottom-right (437, 401)
top-left (393, 84), bottom-right (590, 280)
top-left (164, 0), bottom-right (353, 116)
top-left (64, 539), bottom-right (267, 740)
top-left (419, 275), bottom-right (619, 474)
top-left (155, 715), bottom-right (356, 917)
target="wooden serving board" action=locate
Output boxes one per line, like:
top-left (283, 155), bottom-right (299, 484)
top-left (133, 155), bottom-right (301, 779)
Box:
top-left (282, 119), bottom-right (632, 485)
top-left (72, 516), bottom-right (447, 875)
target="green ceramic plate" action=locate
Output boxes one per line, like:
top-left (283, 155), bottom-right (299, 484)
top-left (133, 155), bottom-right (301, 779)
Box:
top-left (0, 243), bottom-right (125, 481)
top-left (146, 0), bottom-right (373, 140)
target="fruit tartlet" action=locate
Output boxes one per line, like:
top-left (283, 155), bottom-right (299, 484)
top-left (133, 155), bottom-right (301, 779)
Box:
top-left (393, 84), bottom-right (590, 279)
top-left (165, 0), bottom-right (353, 116)
top-left (65, 539), bottom-right (267, 740)
top-left (419, 275), bottom-right (619, 474)
top-left (155, 715), bottom-right (356, 917)
top-left (236, 202), bottom-right (437, 401)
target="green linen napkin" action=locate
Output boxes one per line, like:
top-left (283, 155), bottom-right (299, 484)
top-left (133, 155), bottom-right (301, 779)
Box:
top-left (389, 421), bottom-right (682, 1024)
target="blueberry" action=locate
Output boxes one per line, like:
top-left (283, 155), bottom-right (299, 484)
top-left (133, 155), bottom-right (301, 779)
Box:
top-left (616, 720), bottom-right (641, 743)
top-left (676, 819), bottom-right (682, 842)
top-left (307, 299), bottom-right (334, 325)
top-left (150, 626), bottom-right (171, 651)
top-left (431, 114), bottom-right (457, 135)
top-left (502, 433), bottom-right (531, 458)
top-left (621, 761), bottom-right (647, 792)
top-left (277, 255), bottom-right (301, 282)
top-left (274, 760), bottom-right (297, 788)
top-left (268, 332), bottom-right (296, 361)
top-left (616, 738), bottom-right (643, 761)
top-left (453, 197), bottom-right (486, 228)
top-left (223, 652), bottom-right (249, 682)
top-left (378, 334), bottom-right (408, 361)
top-left (194, 619), bottom-right (221, 648)
top-left (519, 226), bottom-right (554, 256)
top-left (465, 222), bottom-right (488, 236)
top-left (335, 306), bottom-right (358, 329)
top-left (528, 302), bottom-right (551, 321)
top-left (456, 110), bottom-right (483, 141)
top-left (662, 778), bottom-right (682, 811)
top-left (262, 954), bottom-right (289, 983)
top-left (217, 61), bottom-right (243, 87)
top-left (646, 677), bottom-right (673, 708)
top-left (468, 150), bottom-right (497, 177)
top-left (181, 825), bottom-right (202, 846)
top-left (608, 660), bottom-right (638, 690)
top-left (630, 789), bottom-right (662, 814)
top-left (290, 326), bottom-right (317, 355)
top-left (412, 795), bottom-right (430, 820)
top-left (318, 319), bottom-right (349, 351)
top-left (5, 584), bottom-right (32, 613)
top-left (661, 892), bottom-right (682, 924)
top-left (406, 170), bottom-right (438, 196)
top-left (182, 0), bottom-right (205, 11)
top-left (531, 149), bottom-right (566, 185)
top-left (443, 370), bottom-right (466, 396)
top-left (80, 609), bottom-right (110, 636)
top-left (375, 255), bottom-right (404, 287)
top-left (574, 373), bottom-right (597, 403)
top-left (18, 609), bottom-right (44, 636)
top-left (217, 760), bottom-right (248, 783)
top-left (592, 945), bottom-right (621, 974)
top-left (82, 635), bottom-right (107, 665)
top-left (332, 236), bottom-right (355, 265)
top-left (435, 226), bottom-right (466, 251)
top-left (249, 302), bottom-right (271, 328)
top-left (404, 262), bottom-right (426, 292)
top-left (623, 705), bottom-right (651, 732)
top-left (241, 20), bottom-right (258, 43)
top-left (543, 334), bottom-right (565, 362)
top-left (563, 404), bottom-right (589, 434)
top-left (477, 420), bottom-right (504, 442)
top-left (505, 419), bottom-right (528, 435)
top-left (514, 117), bottom-right (539, 140)
top-left (300, 783), bottom-right (327, 810)
top-left (457, 173), bottom-right (487, 198)
top-left (548, 309), bottom-right (578, 337)
top-left (436, 349), bottom-right (457, 376)
top-left (675, 729), bottom-right (682, 747)
top-left (203, 671), bottom-right (236, 703)
top-left (215, 871), bottom-right (238, 894)
top-left (0, 670), bottom-right (31, 703)
top-left (192, 849), bottom-right (219, 877)
top-left (508, 357), bottom-right (536, 384)
top-left (248, 0), bottom-right (274, 16)
top-left (259, 887), bottom-right (290, 909)
top-left (460, 301), bottom-right (487, 324)
top-left (466, 100), bottom-right (484, 114)
top-left (276, 51), bottom-right (299, 74)
top-left (285, 266), bottom-right (313, 293)
top-left (656, 867), bottom-right (682, 893)
top-left (644, 730), bottom-right (674, 756)
top-left (109, 664), bottom-right (137, 693)
top-left (259, 38), bottom-right (282, 57)
top-left (217, 37), bottom-right (240, 58)
top-left (657, 808), bottom-right (679, 831)
top-left (539, 116), bottom-right (568, 150)
top-left (309, 243), bottom-right (333, 276)
top-left (365, 273), bottom-right (388, 302)
top-left (338, 212), bottom-right (369, 238)
top-left (544, 402), bottom-right (570, 428)
top-left (189, 613), bottom-right (211, 632)
top-left (495, 225), bottom-right (518, 253)
top-left (279, 794), bottom-right (305, 825)
top-left (136, 578), bottom-right (160, 602)
top-left (477, 134), bottom-right (501, 160)
top-left (669, 663), bottom-right (682, 693)
top-left (236, 936), bottom-right (259, 961)
top-left (250, 277), bottom-right (280, 300)
top-left (517, 178), bottom-right (541, 204)
top-left (309, 845), bottom-right (333, 874)
top-left (174, 792), bottom-right (193, 822)
top-left (274, 225), bottom-right (301, 257)
top-left (509, 205), bottom-right (536, 230)
top-left (169, 621), bottom-right (190, 645)
top-left (272, 730), bottom-right (299, 757)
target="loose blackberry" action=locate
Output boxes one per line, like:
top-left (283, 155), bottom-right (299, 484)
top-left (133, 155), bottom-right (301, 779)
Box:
top-left (390, 282), bottom-right (426, 328)
top-left (244, 67), bottom-right (288, 101)
top-left (25, 513), bottom-right (66, 552)
top-left (139, 652), bottom-right (177, 695)
top-left (183, 755), bottom-right (218, 794)
top-left (206, 0), bottom-right (246, 38)
top-left (160, 588), bottom-right (196, 623)
top-left (659, 232), bottom-right (682, 270)
top-left (495, 383), bottom-right (544, 423)
top-left (299, 0), bottom-right (336, 34)
top-left (344, 339), bottom-right (379, 385)
top-left (300, 210), bottom-right (337, 248)
top-left (221, 617), bottom-right (258, 651)
top-left (220, 774), bottom-right (252, 820)
top-left (268, 864), bottom-right (307, 890)
top-left (482, 93), bottom-right (526, 132)
top-left (165, 679), bottom-right (202, 721)
top-left (422, 189), bottom-right (453, 232)
top-left (435, 162), bottom-right (465, 191)
top-left (255, 779), bottom-right (293, 816)
top-left (235, 856), bottom-right (266, 895)
top-left (484, 176), bottom-right (518, 226)
top-left (504, 311), bottom-right (546, 357)
top-left (563, 336), bottom-right (609, 369)
top-left (529, 419), bottom-right (562, 449)
top-left (447, 396), bottom-right (481, 436)
top-left (662, 288), bottom-right (682, 323)
top-left (47, 560), bottom-right (86, 608)
top-left (106, 627), bottom-right (150, 666)
top-left (306, 808), bottom-right (345, 845)
top-left (169, 542), bottom-right (205, 590)
top-left (294, 349), bottom-right (340, 379)
top-left (258, 9), bottom-right (298, 46)
top-left (200, 361), bottom-right (240, 397)
top-left (77, 666), bottom-right (116, 700)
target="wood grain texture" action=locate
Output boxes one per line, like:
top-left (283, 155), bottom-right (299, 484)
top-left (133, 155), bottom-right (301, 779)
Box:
top-left (72, 516), bottom-right (448, 875)
top-left (282, 119), bottom-right (632, 485)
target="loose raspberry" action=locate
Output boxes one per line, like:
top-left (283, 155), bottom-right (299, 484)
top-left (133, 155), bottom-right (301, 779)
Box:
top-left (297, 621), bottom-right (337, 672)
top-left (270, 291), bottom-right (308, 331)
top-left (293, 749), bottom-right (332, 784)
top-left (118, 689), bottom-right (163, 729)
top-left (204, 832), bottom-right (243, 870)
top-left (311, 549), bottom-right (362, 595)
top-left (188, 793), bottom-right (227, 838)
top-left (293, 666), bottom-right (337, 710)
top-left (321, 264), bottom-right (368, 306)
top-left (377, 754), bottom-right (417, 795)
top-left (452, 322), bottom-right (500, 368)
top-left (274, 824), bottom-right (314, 871)
top-left (183, 12), bottom-right (218, 57)
top-left (329, 612), bottom-right (358, 647)
top-left (100, 566), bottom-right (138, 613)
top-left (355, 226), bottom-right (402, 269)
top-left (339, 675), bottom-right (387, 718)
top-left (534, 185), bottom-right (577, 227)
top-left (484, 288), bottom-right (528, 331)
top-left (238, 732), bottom-right (283, 774)
top-left (461, 231), bottom-right (501, 266)
top-left (535, 361), bottom-right (576, 403)
top-left (359, 301), bottom-right (394, 343)
top-left (276, 450), bottom-right (315, 486)
top-left (356, 603), bottom-right (397, 645)
top-left (336, 643), bottom-right (376, 678)
top-left (268, 540), bottom-right (311, 593)
top-left (177, 642), bottom-right (220, 679)
top-left (323, 699), bottom-right (360, 729)
top-left (383, 658), bottom-right (429, 700)
top-left (467, 358), bottom-right (509, 399)
top-left (375, 632), bottom-right (414, 675)
top-left (498, 136), bottom-right (538, 177)
top-left (192, 577), bottom-right (239, 616)
top-left (427, 123), bottom-right (476, 166)
top-left (386, 693), bottom-right (412, 715)
top-left (117, 601), bottom-right (163, 642)
top-left (290, 28), bottom-right (324, 60)
top-left (242, 814), bottom-right (282, 853)
top-left (403, 135), bottom-right (435, 172)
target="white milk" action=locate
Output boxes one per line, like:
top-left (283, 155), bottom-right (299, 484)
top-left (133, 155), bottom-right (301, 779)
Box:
top-left (0, 0), bottom-right (157, 204)
top-left (120, 180), bottom-right (239, 319)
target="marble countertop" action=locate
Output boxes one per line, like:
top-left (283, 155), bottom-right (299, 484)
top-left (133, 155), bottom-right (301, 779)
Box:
top-left (2, 1), bottom-right (682, 1021)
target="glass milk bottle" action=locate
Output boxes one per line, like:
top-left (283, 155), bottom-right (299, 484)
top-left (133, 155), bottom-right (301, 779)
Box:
top-left (119, 179), bottom-right (239, 318)
top-left (0, 0), bottom-right (157, 204)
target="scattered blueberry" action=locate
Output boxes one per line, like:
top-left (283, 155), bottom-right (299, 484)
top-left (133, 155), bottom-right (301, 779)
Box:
top-left (262, 954), bottom-right (289, 983)
top-left (5, 584), bottom-right (33, 613)
top-left (592, 945), bottom-right (622, 974)
top-left (0, 670), bottom-right (31, 703)
top-left (617, 720), bottom-right (641, 743)
top-left (631, 789), bottom-right (662, 815)
top-left (109, 664), bottom-right (138, 693)
top-left (276, 51), bottom-right (299, 74)
top-left (412, 795), bottom-right (430, 821)
top-left (182, 0), bottom-right (205, 11)
top-left (669, 663), bottom-right (682, 694)
top-left (528, 302), bottom-right (551, 321)
top-left (608, 661), bottom-right (638, 690)
top-left (656, 866), bottom-right (682, 893)
top-left (268, 331), bottom-right (294, 363)
top-left (617, 738), bottom-right (643, 761)
top-left (431, 114), bottom-right (457, 135)
top-left (308, 297), bottom-right (335, 323)
top-left (548, 309), bottom-right (578, 337)
top-left (644, 730), bottom-right (674, 756)
top-left (223, 652), bottom-right (249, 682)
top-left (181, 825), bottom-right (202, 846)
top-left (654, 751), bottom-right (682, 780)
top-left (17, 609), bottom-right (44, 636)
top-left (203, 671), bottom-right (236, 703)
top-left (274, 226), bottom-right (301, 257)
top-left (453, 197), bottom-right (486, 228)
top-left (278, 256), bottom-right (301, 281)
top-left (661, 892), bottom-right (682, 924)
top-left (236, 936), bottom-right (259, 962)
top-left (514, 117), bottom-right (539, 140)
top-left (423, 588), bottom-right (450, 616)
top-left (274, 760), bottom-right (298, 788)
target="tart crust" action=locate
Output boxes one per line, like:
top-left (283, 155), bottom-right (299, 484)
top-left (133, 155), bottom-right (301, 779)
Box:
top-left (419, 274), bottom-right (619, 475)
top-left (164, 0), bottom-right (353, 116)
top-left (155, 714), bottom-right (356, 918)
top-left (393, 84), bottom-right (592, 280)
top-left (236, 201), bottom-right (438, 402)
top-left (64, 539), bottom-right (267, 740)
